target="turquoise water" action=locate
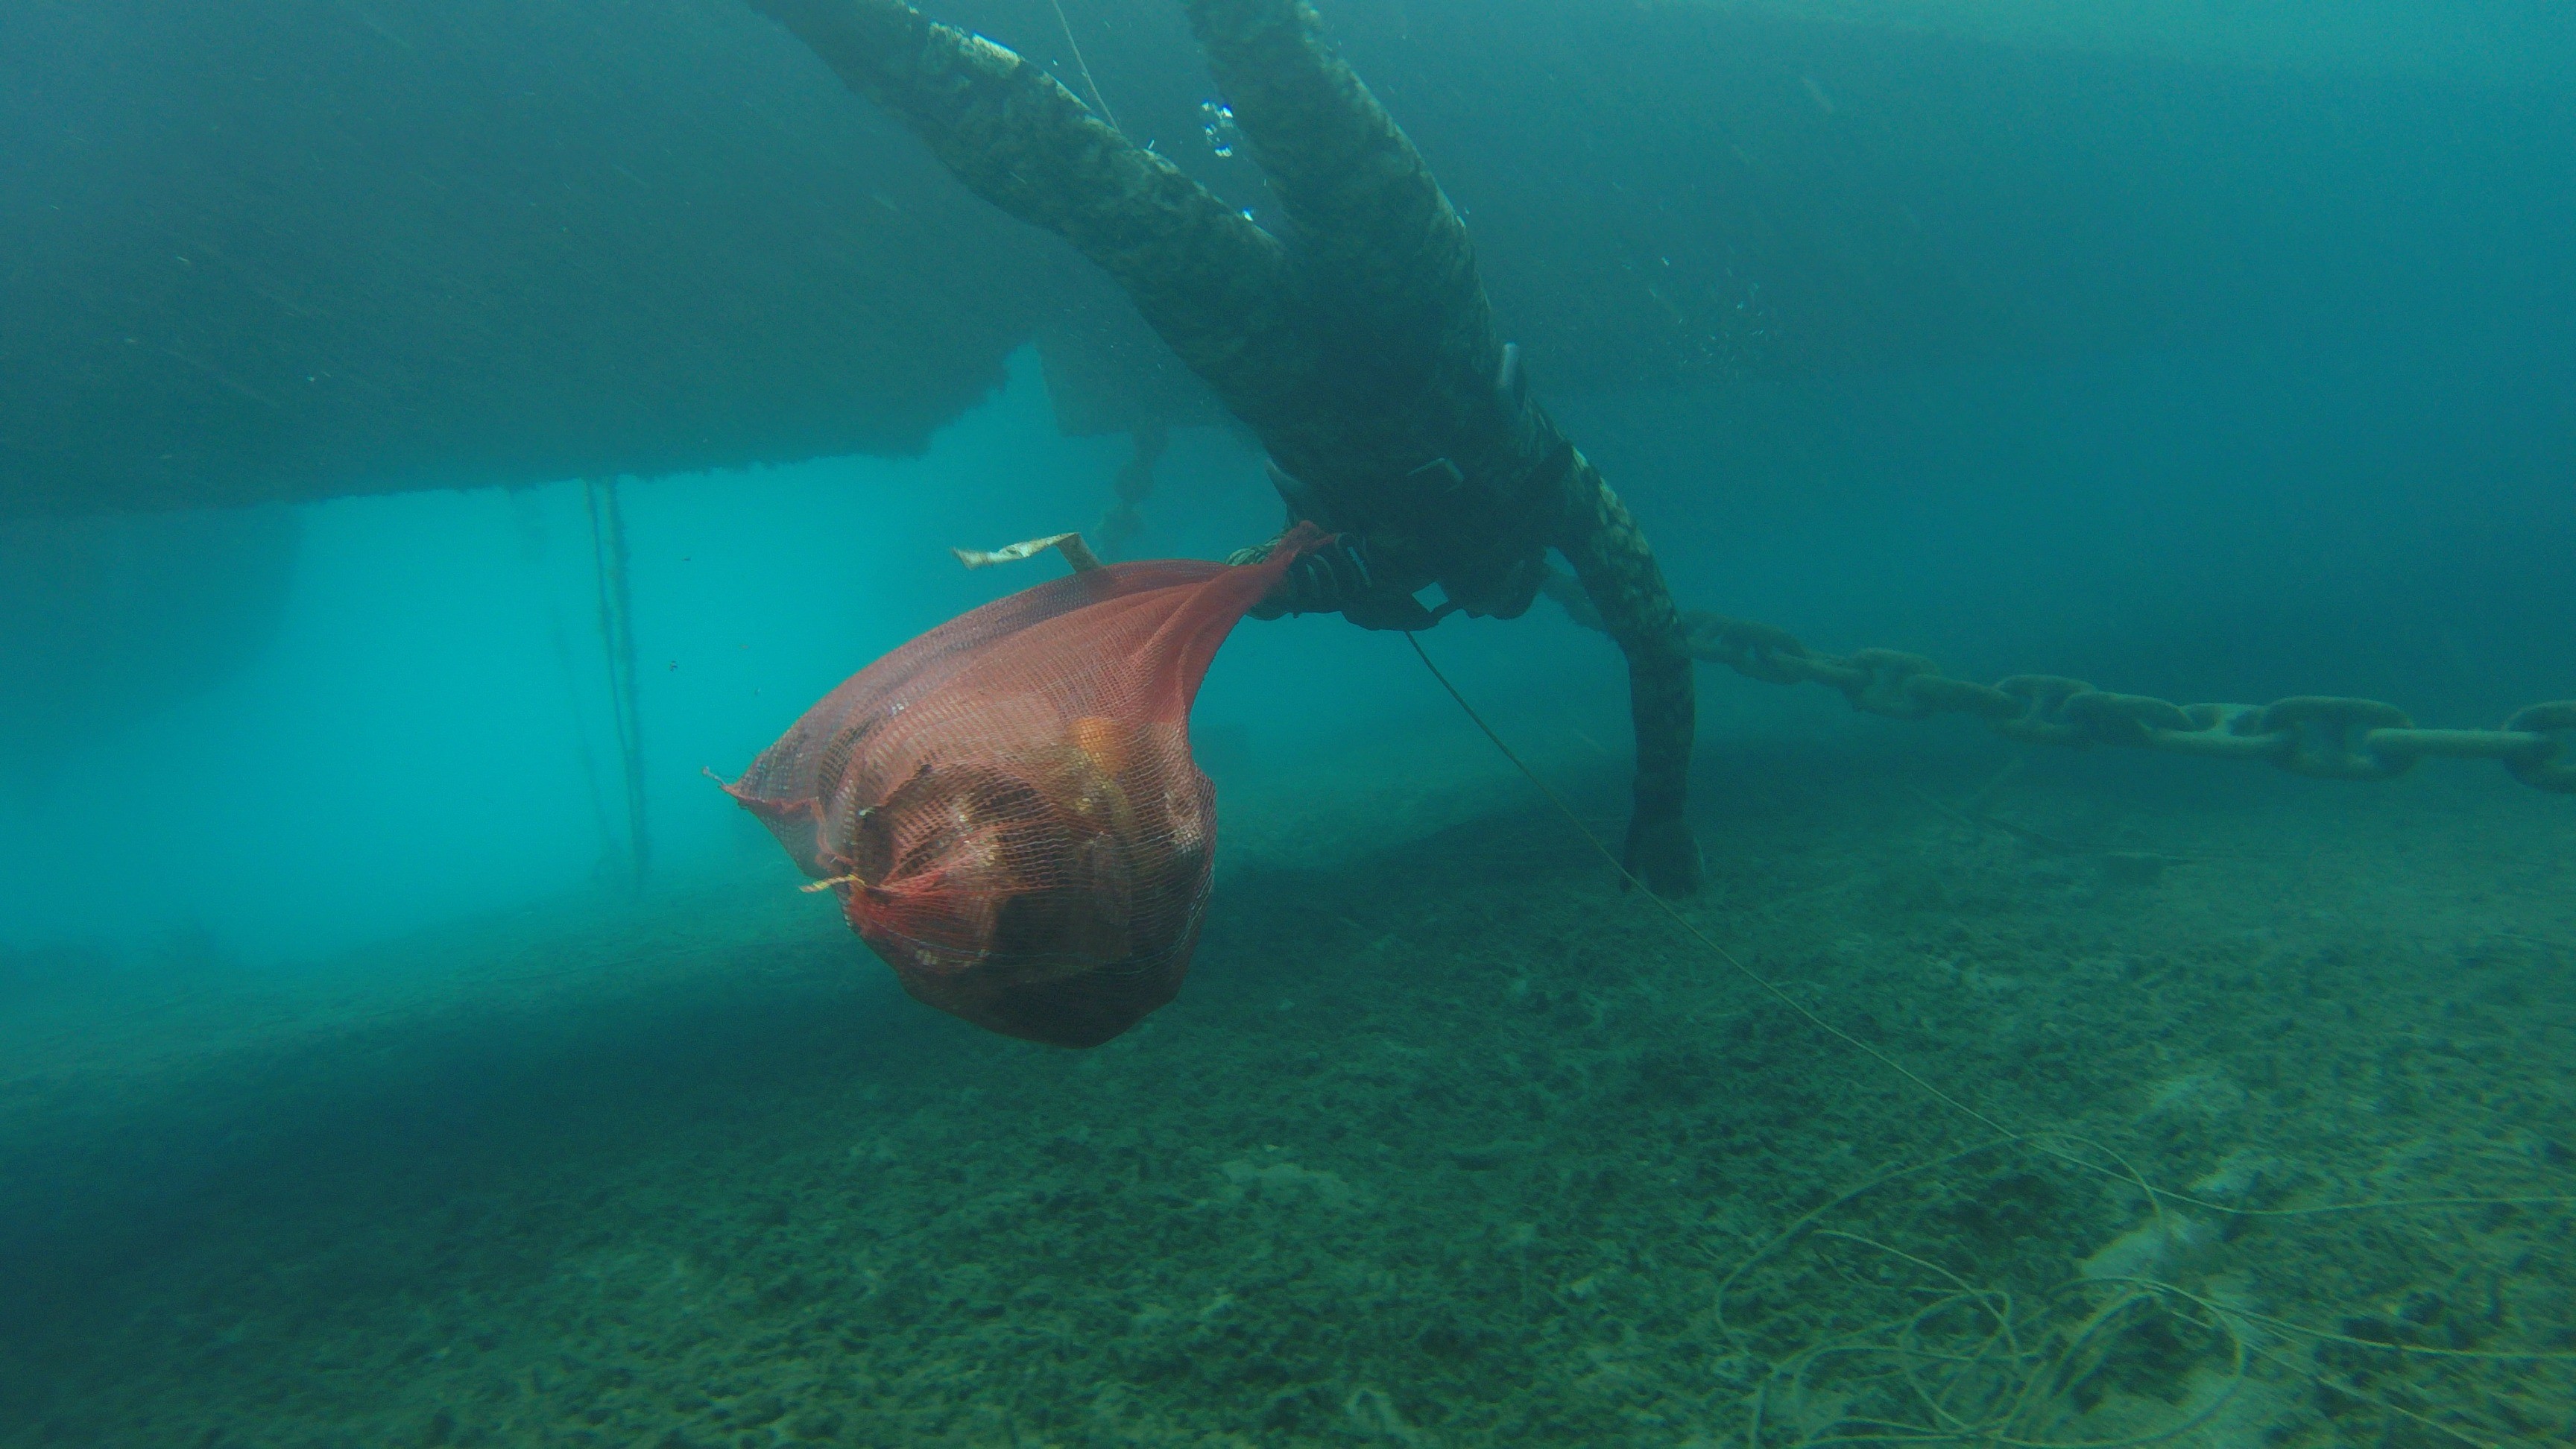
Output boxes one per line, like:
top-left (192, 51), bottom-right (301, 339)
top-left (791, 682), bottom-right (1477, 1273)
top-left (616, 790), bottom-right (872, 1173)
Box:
top-left (4, 2), bottom-right (2574, 1445)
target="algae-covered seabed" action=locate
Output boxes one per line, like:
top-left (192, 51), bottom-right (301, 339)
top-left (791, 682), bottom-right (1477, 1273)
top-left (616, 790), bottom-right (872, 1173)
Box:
top-left (2, 736), bottom-right (2572, 1448)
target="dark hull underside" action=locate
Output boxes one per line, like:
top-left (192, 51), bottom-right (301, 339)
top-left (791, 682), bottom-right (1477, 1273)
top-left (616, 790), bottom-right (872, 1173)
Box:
top-left (4, 0), bottom-right (2568, 519)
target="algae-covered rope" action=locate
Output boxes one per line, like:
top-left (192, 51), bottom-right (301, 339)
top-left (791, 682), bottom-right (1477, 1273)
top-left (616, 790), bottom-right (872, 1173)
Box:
top-left (753, 0), bottom-right (1707, 892)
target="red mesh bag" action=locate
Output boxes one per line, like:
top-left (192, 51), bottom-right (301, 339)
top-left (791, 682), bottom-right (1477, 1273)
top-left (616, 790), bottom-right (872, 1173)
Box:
top-left (725, 525), bottom-right (1322, 1047)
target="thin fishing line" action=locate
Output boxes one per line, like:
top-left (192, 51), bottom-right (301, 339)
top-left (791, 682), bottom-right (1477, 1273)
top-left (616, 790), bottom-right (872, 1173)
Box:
top-left (1045, 0), bottom-right (1121, 136)
top-left (1405, 633), bottom-right (2576, 1225)
top-left (1410, 645), bottom-right (2574, 1446)
top-left (1405, 631), bottom-right (2015, 1138)
top-left (586, 477), bottom-right (650, 887)
top-left (509, 489), bottom-right (617, 871)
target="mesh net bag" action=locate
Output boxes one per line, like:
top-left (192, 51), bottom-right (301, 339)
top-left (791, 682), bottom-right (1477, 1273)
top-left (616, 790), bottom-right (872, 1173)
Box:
top-left (724, 525), bottom-right (1324, 1047)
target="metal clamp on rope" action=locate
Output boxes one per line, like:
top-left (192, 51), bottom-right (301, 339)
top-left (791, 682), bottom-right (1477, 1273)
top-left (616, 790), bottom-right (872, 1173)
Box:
top-left (1252, 531), bottom-right (1449, 632)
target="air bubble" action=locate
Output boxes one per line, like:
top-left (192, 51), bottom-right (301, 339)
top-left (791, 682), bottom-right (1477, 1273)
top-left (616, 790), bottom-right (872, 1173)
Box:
top-left (1199, 100), bottom-right (1240, 159)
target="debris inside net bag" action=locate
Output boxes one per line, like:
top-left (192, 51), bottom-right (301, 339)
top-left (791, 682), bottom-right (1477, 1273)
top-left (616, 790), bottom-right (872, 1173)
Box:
top-left (724, 525), bottom-right (1323, 1046)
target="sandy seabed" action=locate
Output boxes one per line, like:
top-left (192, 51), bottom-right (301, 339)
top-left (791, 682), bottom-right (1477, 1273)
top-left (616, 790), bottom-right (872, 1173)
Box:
top-left (2, 732), bottom-right (2571, 1448)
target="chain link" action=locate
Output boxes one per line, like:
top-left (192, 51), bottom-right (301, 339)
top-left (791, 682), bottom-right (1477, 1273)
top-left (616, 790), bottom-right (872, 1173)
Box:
top-left (1676, 611), bottom-right (2576, 795)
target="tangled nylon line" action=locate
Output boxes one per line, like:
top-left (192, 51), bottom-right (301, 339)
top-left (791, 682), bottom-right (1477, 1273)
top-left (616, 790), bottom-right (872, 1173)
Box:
top-left (1044, 0), bottom-right (1121, 136)
top-left (1406, 632), bottom-right (2576, 1449)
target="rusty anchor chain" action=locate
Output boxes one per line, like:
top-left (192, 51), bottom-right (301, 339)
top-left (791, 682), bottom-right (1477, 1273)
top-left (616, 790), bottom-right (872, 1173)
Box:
top-left (1679, 613), bottom-right (2576, 795)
